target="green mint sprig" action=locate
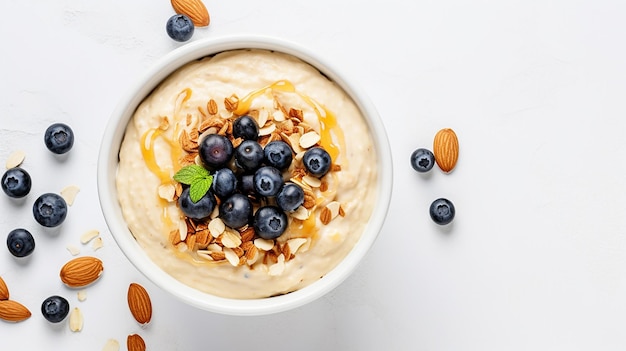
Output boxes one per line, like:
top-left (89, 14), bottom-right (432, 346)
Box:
top-left (173, 165), bottom-right (213, 203)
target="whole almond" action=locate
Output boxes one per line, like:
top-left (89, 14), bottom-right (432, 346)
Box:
top-left (127, 334), bottom-right (147, 351)
top-left (127, 283), bottom-right (152, 325)
top-left (433, 128), bottom-right (459, 173)
top-left (0, 276), bottom-right (9, 300)
top-left (60, 256), bottom-right (104, 288)
top-left (171, 0), bottom-right (210, 27)
top-left (0, 300), bottom-right (31, 322)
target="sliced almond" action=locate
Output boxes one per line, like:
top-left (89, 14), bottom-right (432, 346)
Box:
top-left (77, 290), bottom-right (87, 302)
top-left (223, 247), bottom-right (240, 266)
top-left (0, 300), bottom-right (31, 322)
top-left (127, 283), bottom-right (152, 325)
top-left (102, 339), bottom-right (120, 351)
top-left (208, 218), bottom-right (225, 238)
top-left (299, 131), bottom-right (321, 149)
top-left (158, 184), bottom-right (176, 202)
top-left (69, 307), bottom-right (83, 332)
top-left (302, 175), bottom-right (322, 188)
top-left (221, 229), bottom-right (242, 248)
top-left (92, 237), bottom-right (104, 251)
top-left (287, 238), bottom-right (308, 254)
top-left (60, 256), bottom-right (104, 288)
top-left (268, 254), bottom-right (286, 276)
top-left (290, 206), bottom-right (309, 220)
top-left (259, 123), bottom-right (276, 136)
top-left (60, 185), bottom-right (80, 206)
top-left (66, 244), bottom-right (80, 256)
top-left (273, 109), bottom-right (286, 122)
top-left (178, 220), bottom-right (188, 242)
top-left (257, 108), bottom-right (269, 127)
top-left (254, 238), bottom-right (275, 251)
top-left (5, 150), bottom-right (25, 169)
top-left (80, 229), bottom-right (100, 244)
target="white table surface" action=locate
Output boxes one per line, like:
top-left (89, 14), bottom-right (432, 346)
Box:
top-left (2, 0), bottom-right (626, 350)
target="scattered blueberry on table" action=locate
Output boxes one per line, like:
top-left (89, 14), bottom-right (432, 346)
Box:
top-left (1, 167), bottom-right (32, 198)
top-left (41, 295), bottom-right (70, 323)
top-left (6, 228), bottom-right (35, 258)
top-left (44, 123), bottom-right (74, 154)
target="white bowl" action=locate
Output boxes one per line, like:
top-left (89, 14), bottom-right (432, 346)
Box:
top-left (97, 35), bottom-right (393, 316)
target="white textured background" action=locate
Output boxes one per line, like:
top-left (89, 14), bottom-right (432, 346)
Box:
top-left (2, 0), bottom-right (626, 350)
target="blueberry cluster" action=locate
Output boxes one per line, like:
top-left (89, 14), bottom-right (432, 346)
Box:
top-left (177, 115), bottom-right (331, 240)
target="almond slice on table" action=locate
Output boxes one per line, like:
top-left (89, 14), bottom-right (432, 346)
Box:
top-left (0, 300), bottom-right (31, 322)
top-left (127, 283), bottom-right (152, 325)
top-left (69, 307), bottom-right (83, 332)
top-left (171, 0), bottom-right (210, 27)
top-left (5, 150), bottom-right (25, 169)
top-left (60, 256), bottom-right (104, 288)
top-left (102, 339), bottom-right (120, 351)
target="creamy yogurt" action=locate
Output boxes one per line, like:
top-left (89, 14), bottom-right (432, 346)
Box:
top-left (116, 49), bottom-right (377, 299)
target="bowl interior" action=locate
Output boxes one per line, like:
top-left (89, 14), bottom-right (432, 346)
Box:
top-left (97, 35), bottom-right (393, 316)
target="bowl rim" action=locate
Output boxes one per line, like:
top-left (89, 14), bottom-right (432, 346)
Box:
top-left (97, 34), bottom-right (393, 316)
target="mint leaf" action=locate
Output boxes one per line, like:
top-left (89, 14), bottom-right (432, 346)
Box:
top-left (173, 165), bottom-right (210, 185)
top-left (189, 176), bottom-right (213, 203)
top-left (173, 165), bottom-right (213, 203)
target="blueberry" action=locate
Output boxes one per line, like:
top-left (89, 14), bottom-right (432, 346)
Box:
top-left (41, 295), bottom-right (70, 323)
top-left (33, 193), bottom-right (67, 227)
top-left (178, 187), bottom-right (216, 220)
top-left (219, 193), bottom-right (253, 229)
top-left (253, 206), bottom-right (288, 240)
top-left (302, 147), bottom-right (331, 177)
top-left (234, 140), bottom-right (264, 172)
top-left (166, 14), bottom-right (194, 42)
top-left (239, 174), bottom-right (255, 195)
top-left (429, 198), bottom-right (455, 225)
top-left (232, 115), bottom-right (259, 141)
top-left (264, 140), bottom-right (293, 170)
top-left (199, 134), bottom-right (234, 170)
top-left (7, 228), bottom-right (35, 258)
top-left (211, 168), bottom-right (238, 199)
top-left (1, 167), bottom-right (32, 198)
top-left (276, 183), bottom-right (304, 212)
top-left (253, 166), bottom-right (284, 197)
top-left (410, 148), bottom-right (435, 173)
top-left (44, 123), bottom-right (74, 154)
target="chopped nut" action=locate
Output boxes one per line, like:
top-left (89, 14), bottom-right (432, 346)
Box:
top-left (224, 95), bottom-right (239, 111)
top-left (303, 190), bottom-right (316, 209)
top-left (239, 226), bottom-right (255, 242)
top-left (180, 130), bottom-right (198, 152)
top-left (331, 164), bottom-right (342, 172)
top-left (288, 108), bottom-right (304, 121)
top-left (60, 185), bottom-right (80, 206)
top-left (339, 205), bottom-right (346, 217)
top-left (244, 245), bottom-right (259, 264)
top-left (320, 207), bottom-right (332, 225)
top-left (208, 99), bottom-right (218, 115)
top-left (5, 150), bottom-right (25, 169)
top-left (319, 180), bottom-right (329, 192)
top-left (194, 229), bottom-right (211, 249)
top-left (209, 251), bottom-right (226, 261)
top-left (77, 290), bottom-right (87, 302)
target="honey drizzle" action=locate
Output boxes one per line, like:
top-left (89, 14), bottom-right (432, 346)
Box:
top-left (234, 80), bottom-right (345, 162)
